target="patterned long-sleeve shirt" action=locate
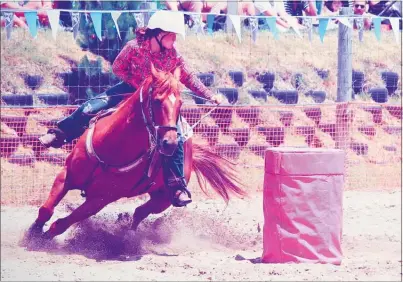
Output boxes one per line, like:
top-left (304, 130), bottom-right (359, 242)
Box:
top-left (112, 29), bottom-right (214, 100)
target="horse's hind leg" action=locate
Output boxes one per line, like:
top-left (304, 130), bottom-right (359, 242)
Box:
top-left (28, 167), bottom-right (70, 237)
top-left (43, 197), bottom-right (110, 239)
top-left (131, 189), bottom-right (171, 231)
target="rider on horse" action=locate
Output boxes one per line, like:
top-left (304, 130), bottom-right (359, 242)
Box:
top-left (39, 10), bottom-right (223, 208)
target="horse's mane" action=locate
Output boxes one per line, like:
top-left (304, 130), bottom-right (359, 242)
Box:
top-left (117, 68), bottom-right (181, 111)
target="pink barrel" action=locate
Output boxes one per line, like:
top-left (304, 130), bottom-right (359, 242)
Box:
top-left (261, 147), bottom-right (345, 265)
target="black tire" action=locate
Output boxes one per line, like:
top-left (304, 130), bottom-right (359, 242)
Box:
top-left (214, 143), bottom-right (241, 160)
top-left (383, 145), bottom-right (397, 152)
top-left (36, 94), bottom-right (69, 106)
top-left (273, 90), bottom-right (298, 104)
top-left (318, 123), bottom-right (336, 140)
top-left (256, 72), bottom-right (275, 92)
top-left (217, 88), bottom-right (239, 104)
top-left (229, 128), bottom-right (250, 147)
top-left (248, 90), bottom-right (267, 101)
top-left (303, 107), bottom-right (322, 125)
top-left (0, 136), bottom-right (21, 157)
top-left (279, 111), bottom-right (293, 127)
top-left (361, 105), bottom-right (383, 124)
top-left (235, 107), bottom-right (261, 126)
top-left (381, 71), bottom-right (399, 95)
top-left (358, 125), bottom-right (376, 137)
top-left (352, 70), bottom-right (365, 94)
top-left (247, 144), bottom-right (268, 158)
top-left (385, 105), bottom-right (402, 120)
top-left (1, 116), bottom-right (28, 136)
top-left (369, 87), bottom-right (388, 103)
top-left (295, 126), bottom-right (315, 137)
top-left (305, 90), bottom-right (326, 103)
top-left (382, 125), bottom-right (401, 135)
top-left (350, 142), bottom-right (368, 156)
top-left (1, 95), bottom-right (34, 107)
top-left (257, 126), bottom-right (285, 147)
top-left (197, 73), bottom-right (215, 87)
top-left (316, 68), bottom-right (330, 79)
top-left (229, 71), bottom-right (244, 87)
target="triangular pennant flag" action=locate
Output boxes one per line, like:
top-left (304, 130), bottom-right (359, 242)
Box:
top-left (24, 11), bottom-right (38, 38)
top-left (134, 13), bottom-right (145, 28)
top-left (338, 17), bottom-right (352, 28)
top-left (304, 18), bottom-right (313, 41)
top-left (71, 12), bottom-right (80, 40)
top-left (318, 18), bottom-right (329, 42)
top-left (389, 17), bottom-right (401, 44)
top-left (372, 17), bottom-right (382, 41)
top-left (3, 12), bottom-right (14, 40)
top-left (228, 15), bottom-right (242, 43)
top-left (47, 10), bottom-right (60, 40)
top-left (111, 11), bottom-right (122, 39)
top-left (266, 17), bottom-right (278, 40)
top-left (90, 12), bottom-right (102, 41)
top-left (207, 14), bottom-right (214, 35)
top-left (290, 22), bottom-right (302, 38)
top-left (355, 18), bottom-right (365, 42)
top-left (191, 14), bottom-right (204, 37)
top-left (249, 17), bottom-right (259, 43)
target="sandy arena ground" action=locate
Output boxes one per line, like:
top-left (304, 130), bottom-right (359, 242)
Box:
top-left (1, 188), bottom-right (401, 281)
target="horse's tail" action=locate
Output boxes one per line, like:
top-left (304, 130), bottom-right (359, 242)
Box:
top-left (192, 143), bottom-right (247, 203)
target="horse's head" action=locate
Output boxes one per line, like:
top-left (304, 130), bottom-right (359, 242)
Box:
top-left (140, 63), bottom-right (184, 156)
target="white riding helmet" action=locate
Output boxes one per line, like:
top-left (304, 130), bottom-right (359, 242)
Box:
top-left (147, 10), bottom-right (186, 39)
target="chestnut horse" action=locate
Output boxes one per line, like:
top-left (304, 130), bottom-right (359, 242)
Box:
top-left (27, 65), bottom-right (246, 240)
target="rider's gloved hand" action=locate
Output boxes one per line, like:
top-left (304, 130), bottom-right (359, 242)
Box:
top-left (210, 94), bottom-right (224, 105)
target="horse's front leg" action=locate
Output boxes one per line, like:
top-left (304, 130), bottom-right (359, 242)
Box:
top-left (27, 167), bottom-right (70, 239)
top-left (43, 197), bottom-right (111, 239)
top-left (131, 189), bottom-right (171, 231)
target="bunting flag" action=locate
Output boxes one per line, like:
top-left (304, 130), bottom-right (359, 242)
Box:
top-left (207, 14), bottom-right (214, 35)
top-left (304, 18), bottom-right (313, 41)
top-left (71, 12), bottom-right (80, 40)
top-left (249, 17), bottom-right (259, 43)
top-left (47, 10), bottom-right (60, 40)
top-left (266, 17), bottom-right (278, 39)
top-left (0, 8), bottom-right (399, 44)
top-left (228, 15), bottom-right (241, 42)
top-left (134, 12), bottom-right (145, 28)
top-left (90, 12), bottom-right (103, 41)
top-left (3, 12), bottom-right (14, 40)
top-left (111, 11), bottom-right (122, 39)
top-left (318, 18), bottom-right (329, 42)
top-left (372, 17), bottom-right (382, 41)
top-left (389, 18), bottom-right (401, 44)
top-left (24, 11), bottom-right (38, 38)
top-left (190, 14), bottom-right (204, 36)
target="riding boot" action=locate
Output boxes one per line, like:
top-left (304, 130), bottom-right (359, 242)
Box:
top-left (39, 82), bottom-right (136, 148)
top-left (163, 140), bottom-right (192, 207)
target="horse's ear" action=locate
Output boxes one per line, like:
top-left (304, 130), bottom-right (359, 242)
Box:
top-left (173, 66), bottom-right (181, 81)
top-left (150, 62), bottom-right (158, 77)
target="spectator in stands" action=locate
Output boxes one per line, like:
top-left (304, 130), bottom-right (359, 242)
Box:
top-left (321, 0), bottom-right (343, 15)
top-left (164, 1), bottom-right (227, 23)
top-left (353, 0), bottom-right (372, 30)
top-left (367, 1), bottom-right (401, 29)
top-left (0, 0), bottom-right (52, 27)
top-left (281, 0), bottom-right (317, 27)
top-left (252, 0), bottom-right (293, 31)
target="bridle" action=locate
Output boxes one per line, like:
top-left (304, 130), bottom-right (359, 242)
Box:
top-left (139, 86), bottom-right (179, 156)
